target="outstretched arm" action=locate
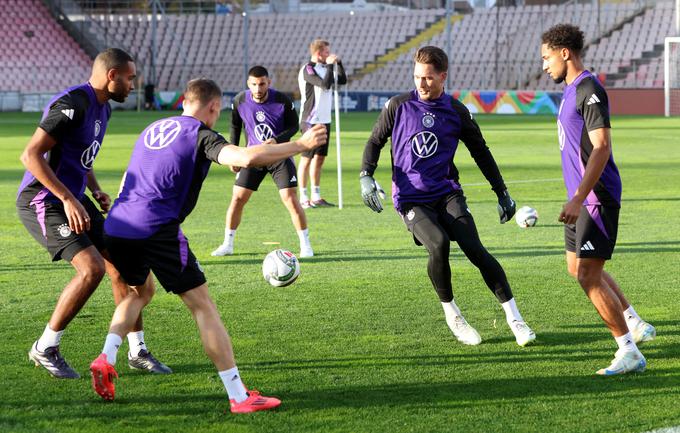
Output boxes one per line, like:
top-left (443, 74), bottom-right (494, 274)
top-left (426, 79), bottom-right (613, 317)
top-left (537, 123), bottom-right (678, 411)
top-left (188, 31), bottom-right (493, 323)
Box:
top-left (217, 124), bottom-right (327, 168)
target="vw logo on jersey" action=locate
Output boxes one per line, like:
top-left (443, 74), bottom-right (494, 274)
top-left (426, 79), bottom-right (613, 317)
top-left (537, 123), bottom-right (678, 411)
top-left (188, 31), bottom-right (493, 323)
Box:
top-left (255, 111), bottom-right (266, 122)
top-left (411, 131), bottom-right (439, 159)
top-left (81, 140), bottom-right (101, 169)
top-left (144, 119), bottom-right (182, 150)
top-left (94, 119), bottom-right (101, 137)
top-left (254, 123), bottom-right (274, 142)
top-left (422, 112), bottom-right (435, 128)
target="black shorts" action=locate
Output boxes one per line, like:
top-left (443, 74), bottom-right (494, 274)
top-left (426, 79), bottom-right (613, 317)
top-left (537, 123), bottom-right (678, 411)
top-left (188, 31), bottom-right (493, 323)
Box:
top-left (300, 122), bottom-right (330, 158)
top-left (104, 223), bottom-right (206, 294)
top-left (399, 191), bottom-right (472, 246)
top-left (17, 195), bottom-right (105, 262)
top-left (234, 158), bottom-right (298, 191)
top-left (565, 205), bottom-right (619, 260)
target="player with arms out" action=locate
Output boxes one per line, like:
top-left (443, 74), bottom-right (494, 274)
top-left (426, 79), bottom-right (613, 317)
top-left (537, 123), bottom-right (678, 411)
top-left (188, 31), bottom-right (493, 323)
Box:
top-left (211, 66), bottom-right (313, 258)
top-left (360, 46), bottom-right (535, 347)
top-left (541, 24), bottom-right (655, 375)
top-left (17, 48), bottom-right (169, 379)
top-left (89, 78), bottom-right (326, 413)
top-left (297, 39), bottom-right (347, 208)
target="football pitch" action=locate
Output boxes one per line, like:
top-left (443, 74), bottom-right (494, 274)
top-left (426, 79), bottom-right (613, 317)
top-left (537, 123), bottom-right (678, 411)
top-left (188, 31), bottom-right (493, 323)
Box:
top-left (0, 111), bottom-right (679, 433)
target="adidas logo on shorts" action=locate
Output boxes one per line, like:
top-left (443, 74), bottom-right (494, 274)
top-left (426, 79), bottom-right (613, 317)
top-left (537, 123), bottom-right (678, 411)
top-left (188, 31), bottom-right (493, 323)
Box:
top-left (580, 241), bottom-right (595, 251)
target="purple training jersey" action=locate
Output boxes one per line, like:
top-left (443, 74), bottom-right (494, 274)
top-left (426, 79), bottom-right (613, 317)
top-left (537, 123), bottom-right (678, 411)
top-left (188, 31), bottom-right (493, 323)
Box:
top-left (230, 88), bottom-right (298, 146)
top-left (361, 90), bottom-right (506, 212)
top-left (104, 116), bottom-right (226, 239)
top-left (17, 82), bottom-right (110, 204)
top-left (557, 70), bottom-right (621, 207)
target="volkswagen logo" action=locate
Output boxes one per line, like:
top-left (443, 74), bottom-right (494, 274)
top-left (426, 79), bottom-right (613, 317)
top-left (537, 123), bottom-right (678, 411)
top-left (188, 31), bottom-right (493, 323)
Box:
top-left (144, 119), bottom-right (182, 150)
top-left (254, 123), bottom-right (274, 142)
top-left (81, 140), bottom-right (101, 169)
top-left (411, 131), bottom-right (438, 159)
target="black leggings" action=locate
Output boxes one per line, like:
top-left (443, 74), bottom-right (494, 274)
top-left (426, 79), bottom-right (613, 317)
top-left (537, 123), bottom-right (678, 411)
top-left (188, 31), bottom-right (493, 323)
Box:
top-left (409, 198), bottom-right (513, 304)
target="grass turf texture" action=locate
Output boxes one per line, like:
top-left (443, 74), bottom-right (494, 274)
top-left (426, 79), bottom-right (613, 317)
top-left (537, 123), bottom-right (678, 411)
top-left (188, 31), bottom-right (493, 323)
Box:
top-left (0, 111), bottom-right (679, 433)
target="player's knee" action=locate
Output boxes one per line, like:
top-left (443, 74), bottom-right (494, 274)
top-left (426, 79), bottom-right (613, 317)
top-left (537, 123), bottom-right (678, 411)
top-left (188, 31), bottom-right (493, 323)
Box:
top-left (576, 265), bottom-right (601, 289)
top-left (425, 236), bottom-right (449, 261)
top-left (567, 264), bottom-right (578, 279)
top-left (78, 259), bottom-right (106, 286)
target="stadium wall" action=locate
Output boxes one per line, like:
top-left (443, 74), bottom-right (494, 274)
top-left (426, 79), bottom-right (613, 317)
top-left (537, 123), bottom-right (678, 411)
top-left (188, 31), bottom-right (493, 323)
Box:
top-left (608, 89), bottom-right (665, 115)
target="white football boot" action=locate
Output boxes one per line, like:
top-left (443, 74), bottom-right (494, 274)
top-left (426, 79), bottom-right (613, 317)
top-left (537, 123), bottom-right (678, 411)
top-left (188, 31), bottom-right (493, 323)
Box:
top-left (211, 243), bottom-right (233, 256)
top-left (447, 316), bottom-right (482, 345)
top-left (510, 320), bottom-right (536, 347)
top-left (596, 349), bottom-right (646, 376)
top-left (299, 245), bottom-right (314, 258)
top-left (629, 320), bottom-right (656, 344)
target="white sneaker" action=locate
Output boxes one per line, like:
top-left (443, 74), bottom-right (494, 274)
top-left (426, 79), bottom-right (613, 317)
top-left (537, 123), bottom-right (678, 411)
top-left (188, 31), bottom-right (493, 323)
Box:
top-left (510, 320), bottom-right (536, 347)
top-left (447, 316), bottom-right (482, 345)
top-left (596, 349), bottom-right (646, 376)
top-left (299, 246), bottom-right (314, 258)
top-left (630, 320), bottom-right (656, 344)
top-left (211, 243), bottom-right (233, 256)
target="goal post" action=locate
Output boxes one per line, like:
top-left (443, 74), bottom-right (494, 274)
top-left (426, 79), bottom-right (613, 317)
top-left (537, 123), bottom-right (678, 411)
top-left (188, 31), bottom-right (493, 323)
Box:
top-left (665, 37), bottom-right (680, 117)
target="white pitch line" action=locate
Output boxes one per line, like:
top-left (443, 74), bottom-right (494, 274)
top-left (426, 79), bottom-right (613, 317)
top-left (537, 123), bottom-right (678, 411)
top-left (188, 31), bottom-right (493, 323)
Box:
top-left (463, 178), bottom-right (563, 187)
top-left (641, 426), bottom-right (680, 433)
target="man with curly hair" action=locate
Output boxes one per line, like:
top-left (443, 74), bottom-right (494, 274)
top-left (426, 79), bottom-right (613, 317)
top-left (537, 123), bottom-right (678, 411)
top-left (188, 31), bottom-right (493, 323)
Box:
top-left (541, 24), bottom-right (655, 375)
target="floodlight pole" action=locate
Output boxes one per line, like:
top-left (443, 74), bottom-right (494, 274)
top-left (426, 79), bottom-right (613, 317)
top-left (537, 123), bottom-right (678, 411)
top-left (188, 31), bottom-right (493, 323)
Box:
top-left (445, 0), bottom-right (452, 93)
top-left (150, 0), bottom-right (158, 87)
top-left (243, 0), bottom-right (250, 81)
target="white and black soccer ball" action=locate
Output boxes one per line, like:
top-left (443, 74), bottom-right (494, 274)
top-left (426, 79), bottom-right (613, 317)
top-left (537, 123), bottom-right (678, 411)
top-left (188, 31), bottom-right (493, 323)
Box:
top-left (262, 249), bottom-right (300, 287)
top-left (515, 206), bottom-right (539, 228)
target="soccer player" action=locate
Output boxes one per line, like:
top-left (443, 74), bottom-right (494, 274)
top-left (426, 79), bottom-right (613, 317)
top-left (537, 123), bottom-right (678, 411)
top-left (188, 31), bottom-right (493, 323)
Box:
top-left (359, 46), bottom-right (536, 347)
top-left (541, 24), bottom-right (655, 375)
top-left (17, 48), bottom-right (169, 379)
top-left (297, 39), bottom-right (347, 208)
top-left (89, 78), bottom-right (326, 413)
top-left (211, 66), bottom-right (313, 258)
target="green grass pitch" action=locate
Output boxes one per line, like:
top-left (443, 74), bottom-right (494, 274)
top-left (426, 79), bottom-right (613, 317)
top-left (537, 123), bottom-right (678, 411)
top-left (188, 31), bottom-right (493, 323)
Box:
top-left (0, 110), bottom-right (679, 433)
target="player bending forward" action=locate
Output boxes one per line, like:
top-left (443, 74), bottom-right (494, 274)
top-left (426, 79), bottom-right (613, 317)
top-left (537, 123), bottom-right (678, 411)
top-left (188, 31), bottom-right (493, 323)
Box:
top-left (360, 46), bottom-right (536, 347)
top-left (541, 24), bottom-right (655, 375)
top-left (89, 78), bottom-right (326, 413)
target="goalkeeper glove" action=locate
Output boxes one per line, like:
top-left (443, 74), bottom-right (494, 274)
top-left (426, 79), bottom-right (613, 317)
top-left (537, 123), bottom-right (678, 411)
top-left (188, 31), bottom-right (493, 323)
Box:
top-left (360, 174), bottom-right (383, 213)
top-left (497, 189), bottom-right (516, 224)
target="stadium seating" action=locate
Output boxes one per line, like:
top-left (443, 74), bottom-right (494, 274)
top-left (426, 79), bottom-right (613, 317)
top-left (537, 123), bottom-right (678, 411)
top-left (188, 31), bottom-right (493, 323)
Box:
top-left (2, 1), bottom-right (675, 94)
top-left (89, 10), bottom-right (444, 93)
top-left (0, 0), bottom-right (91, 93)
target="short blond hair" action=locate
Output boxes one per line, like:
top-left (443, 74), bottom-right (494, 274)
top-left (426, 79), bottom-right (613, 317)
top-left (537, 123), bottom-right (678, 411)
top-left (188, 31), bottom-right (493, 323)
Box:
top-left (309, 39), bottom-right (330, 56)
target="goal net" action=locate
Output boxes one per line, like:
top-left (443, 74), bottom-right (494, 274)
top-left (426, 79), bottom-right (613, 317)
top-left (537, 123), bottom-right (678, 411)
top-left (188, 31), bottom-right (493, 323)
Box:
top-left (665, 37), bottom-right (680, 116)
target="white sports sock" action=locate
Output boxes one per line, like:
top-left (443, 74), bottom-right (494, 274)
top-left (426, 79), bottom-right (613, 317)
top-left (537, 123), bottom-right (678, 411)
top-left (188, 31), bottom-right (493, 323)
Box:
top-left (614, 332), bottom-right (638, 354)
top-left (223, 228), bottom-right (236, 246)
top-left (300, 187), bottom-right (309, 203)
top-left (501, 298), bottom-right (524, 324)
top-left (441, 300), bottom-right (463, 321)
top-left (624, 305), bottom-right (642, 324)
top-left (297, 228), bottom-right (311, 248)
top-left (311, 186), bottom-right (321, 201)
top-left (102, 333), bottom-right (123, 366)
top-left (127, 331), bottom-right (147, 357)
top-left (219, 366), bottom-right (248, 403)
top-left (37, 324), bottom-right (64, 352)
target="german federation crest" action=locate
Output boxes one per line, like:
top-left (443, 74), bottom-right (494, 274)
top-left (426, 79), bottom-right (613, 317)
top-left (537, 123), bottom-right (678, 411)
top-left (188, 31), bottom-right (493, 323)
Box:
top-left (255, 111), bottom-right (266, 122)
top-left (422, 113), bottom-right (435, 128)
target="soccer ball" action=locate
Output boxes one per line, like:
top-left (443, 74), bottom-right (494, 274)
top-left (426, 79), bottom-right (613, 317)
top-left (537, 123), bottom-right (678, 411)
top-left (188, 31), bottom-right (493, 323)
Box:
top-left (515, 206), bottom-right (539, 228)
top-left (262, 249), bottom-right (300, 287)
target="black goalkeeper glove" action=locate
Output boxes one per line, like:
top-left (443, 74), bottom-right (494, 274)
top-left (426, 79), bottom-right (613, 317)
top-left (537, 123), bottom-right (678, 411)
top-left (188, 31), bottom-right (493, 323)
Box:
top-left (497, 189), bottom-right (516, 224)
top-left (360, 174), bottom-right (383, 213)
